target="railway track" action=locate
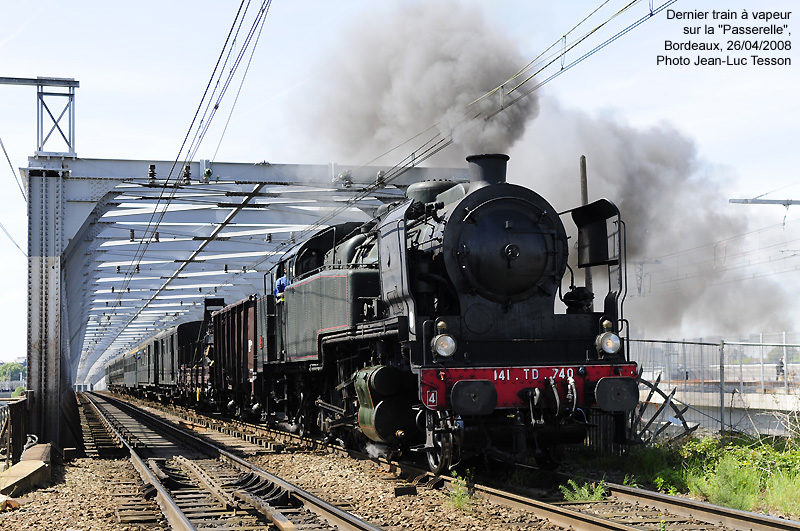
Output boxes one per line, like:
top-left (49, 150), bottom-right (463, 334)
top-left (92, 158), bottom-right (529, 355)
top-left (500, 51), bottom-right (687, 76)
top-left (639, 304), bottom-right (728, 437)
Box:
top-left (99, 393), bottom-right (800, 531)
top-left (80, 392), bottom-right (381, 531)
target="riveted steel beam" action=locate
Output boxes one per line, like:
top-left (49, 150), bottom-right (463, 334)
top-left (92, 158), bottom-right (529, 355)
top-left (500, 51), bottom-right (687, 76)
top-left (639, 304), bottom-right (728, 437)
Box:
top-left (21, 154), bottom-right (468, 427)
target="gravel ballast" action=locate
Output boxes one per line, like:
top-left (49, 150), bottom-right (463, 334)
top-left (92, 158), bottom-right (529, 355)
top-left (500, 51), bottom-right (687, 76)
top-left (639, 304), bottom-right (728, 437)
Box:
top-left (0, 458), bottom-right (164, 531)
top-left (251, 451), bottom-right (564, 530)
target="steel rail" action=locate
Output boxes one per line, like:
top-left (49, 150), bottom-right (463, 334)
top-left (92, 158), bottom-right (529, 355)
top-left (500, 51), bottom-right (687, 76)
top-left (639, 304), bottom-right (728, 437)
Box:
top-left (81, 392), bottom-right (194, 531)
top-left (92, 392), bottom-right (382, 531)
top-left (366, 457), bottom-right (638, 531)
top-left (607, 482), bottom-right (800, 531)
top-left (102, 396), bottom-right (639, 530)
top-left (381, 457), bottom-right (800, 531)
top-left (114, 393), bottom-right (800, 531)
top-left (467, 481), bottom-right (638, 531)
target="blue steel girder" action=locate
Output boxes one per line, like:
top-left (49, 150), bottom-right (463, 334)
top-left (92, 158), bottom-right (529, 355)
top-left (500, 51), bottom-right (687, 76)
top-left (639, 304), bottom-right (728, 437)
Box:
top-left (23, 155), bottom-right (467, 436)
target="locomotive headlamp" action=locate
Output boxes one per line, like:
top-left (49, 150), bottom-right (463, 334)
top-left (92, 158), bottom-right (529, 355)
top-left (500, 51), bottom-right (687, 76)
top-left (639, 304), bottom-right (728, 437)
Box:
top-left (596, 332), bottom-right (621, 355)
top-left (432, 334), bottom-right (457, 357)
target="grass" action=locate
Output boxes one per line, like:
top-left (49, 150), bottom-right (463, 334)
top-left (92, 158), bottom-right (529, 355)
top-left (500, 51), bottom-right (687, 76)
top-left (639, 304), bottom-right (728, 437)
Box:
top-left (764, 471), bottom-right (800, 516)
top-left (623, 434), bottom-right (800, 517)
top-left (622, 474), bottom-right (639, 488)
top-left (686, 454), bottom-right (760, 511)
top-left (568, 431), bottom-right (800, 518)
top-left (559, 479), bottom-right (608, 501)
top-left (681, 434), bottom-right (800, 515)
top-left (449, 469), bottom-right (472, 511)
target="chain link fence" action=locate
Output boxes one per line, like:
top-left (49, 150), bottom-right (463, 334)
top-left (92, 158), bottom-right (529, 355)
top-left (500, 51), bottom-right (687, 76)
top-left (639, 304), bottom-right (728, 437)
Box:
top-left (629, 333), bottom-right (800, 438)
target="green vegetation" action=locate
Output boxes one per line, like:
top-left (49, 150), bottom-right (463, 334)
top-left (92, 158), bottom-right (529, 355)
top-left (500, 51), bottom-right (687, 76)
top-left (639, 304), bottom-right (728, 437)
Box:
top-left (589, 434), bottom-right (800, 517)
top-left (449, 469), bottom-right (473, 510)
top-left (622, 474), bottom-right (639, 488)
top-left (559, 479), bottom-right (607, 501)
top-left (681, 435), bottom-right (800, 514)
top-left (11, 386), bottom-right (25, 397)
top-left (0, 362), bottom-right (25, 382)
top-left (764, 471), bottom-right (800, 516)
top-left (685, 454), bottom-right (760, 510)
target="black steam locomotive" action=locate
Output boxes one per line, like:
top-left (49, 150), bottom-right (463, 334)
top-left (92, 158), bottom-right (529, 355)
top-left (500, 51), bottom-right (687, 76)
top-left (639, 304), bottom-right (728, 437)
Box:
top-left (106, 154), bottom-right (639, 471)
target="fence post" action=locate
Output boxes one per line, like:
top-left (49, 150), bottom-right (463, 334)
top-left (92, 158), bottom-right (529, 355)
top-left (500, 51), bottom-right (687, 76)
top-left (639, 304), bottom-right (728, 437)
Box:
top-left (719, 340), bottom-right (725, 433)
top-left (760, 332), bottom-right (765, 394)
top-left (700, 338), bottom-right (705, 390)
top-left (784, 331), bottom-right (789, 395)
top-left (682, 340), bottom-right (687, 394)
top-left (739, 348), bottom-right (743, 394)
top-left (666, 341), bottom-right (672, 388)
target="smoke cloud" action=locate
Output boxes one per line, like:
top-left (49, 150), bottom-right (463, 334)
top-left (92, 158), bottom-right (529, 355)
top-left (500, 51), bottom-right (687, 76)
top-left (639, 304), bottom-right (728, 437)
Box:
top-left (300, 1), bottom-right (537, 164)
top-left (297, 2), bottom-right (792, 337)
top-left (507, 100), bottom-right (791, 336)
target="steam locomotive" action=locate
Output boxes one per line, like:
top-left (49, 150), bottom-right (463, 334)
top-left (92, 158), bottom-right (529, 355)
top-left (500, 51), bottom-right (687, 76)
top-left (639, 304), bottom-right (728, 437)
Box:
top-left (106, 154), bottom-right (639, 472)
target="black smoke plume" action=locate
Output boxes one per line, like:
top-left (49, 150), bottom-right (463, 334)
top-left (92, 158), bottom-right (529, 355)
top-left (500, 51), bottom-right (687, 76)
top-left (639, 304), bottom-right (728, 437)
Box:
top-left (297, 2), bottom-right (792, 337)
top-left (508, 101), bottom-right (791, 336)
top-left (299, 1), bottom-right (537, 164)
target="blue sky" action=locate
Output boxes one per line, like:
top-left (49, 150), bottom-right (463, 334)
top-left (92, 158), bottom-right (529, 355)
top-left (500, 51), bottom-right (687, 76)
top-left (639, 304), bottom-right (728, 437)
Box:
top-left (0, 0), bottom-right (797, 362)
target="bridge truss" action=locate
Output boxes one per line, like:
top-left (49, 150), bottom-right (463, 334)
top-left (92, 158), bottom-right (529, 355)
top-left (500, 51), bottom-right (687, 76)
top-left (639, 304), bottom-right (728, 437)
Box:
top-left (22, 154), bottom-right (467, 447)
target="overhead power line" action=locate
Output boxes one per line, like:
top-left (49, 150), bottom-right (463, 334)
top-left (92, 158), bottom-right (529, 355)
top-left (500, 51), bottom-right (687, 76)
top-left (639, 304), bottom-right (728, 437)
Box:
top-left (99, 0), bottom-right (275, 356)
top-left (136, 0), bottom-right (273, 274)
top-left (109, 1), bottom-right (268, 303)
top-left (485, 0), bottom-right (678, 116)
top-left (730, 198), bottom-right (799, 207)
top-left (255, 0), bottom-right (677, 269)
top-left (0, 137), bottom-right (27, 201)
top-left (211, 7), bottom-right (267, 163)
top-left (120, 0), bottom-right (252, 285)
top-left (0, 220), bottom-right (26, 257)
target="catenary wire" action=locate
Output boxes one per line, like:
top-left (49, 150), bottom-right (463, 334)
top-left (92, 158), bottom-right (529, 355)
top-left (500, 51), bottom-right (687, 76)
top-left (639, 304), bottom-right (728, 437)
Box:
top-left (110, 0), bottom-right (252, 307)
top-left (97, 0), bottom-right (259, 338)
top-left (0, 220), bottom-right (26, 257)
top-left (97, 2), bottom-right (274, 361)
top-left (109, 1), bottom-right (270, 309)
top-left (0, 137), bottom-right (27, 201)
top-left (94, 0), bottom-right (671, 366)
top-left (255, 0), bottom-right (676, 267)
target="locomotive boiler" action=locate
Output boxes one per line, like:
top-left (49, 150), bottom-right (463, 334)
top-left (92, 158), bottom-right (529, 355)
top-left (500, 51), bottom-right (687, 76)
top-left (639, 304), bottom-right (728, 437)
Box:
top-left (108, 153), bottom-right (639, 472)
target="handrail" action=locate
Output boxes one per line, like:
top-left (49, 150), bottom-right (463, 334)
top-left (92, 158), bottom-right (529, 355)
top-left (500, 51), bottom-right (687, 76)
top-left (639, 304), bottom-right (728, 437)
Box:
top-left (293, 262), bottom-right (379, 282)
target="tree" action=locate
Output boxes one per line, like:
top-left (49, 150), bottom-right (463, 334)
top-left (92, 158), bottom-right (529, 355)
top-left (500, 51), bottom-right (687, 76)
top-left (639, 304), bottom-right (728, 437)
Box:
top-left (0, 362), bottom-right (24, 382)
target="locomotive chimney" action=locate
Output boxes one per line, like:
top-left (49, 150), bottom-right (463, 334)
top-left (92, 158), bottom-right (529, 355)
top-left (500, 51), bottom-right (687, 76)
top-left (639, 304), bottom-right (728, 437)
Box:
top-left (466, 153), bottom-right (509, 193)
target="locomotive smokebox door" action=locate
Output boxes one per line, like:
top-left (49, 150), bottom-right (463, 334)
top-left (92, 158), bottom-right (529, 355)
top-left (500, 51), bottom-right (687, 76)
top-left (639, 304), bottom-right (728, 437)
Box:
top-left (450, 380), bottom-right (497, 416)
top-left (571, 198), bottom-right (621, 268)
